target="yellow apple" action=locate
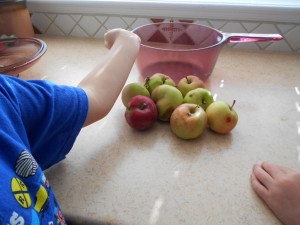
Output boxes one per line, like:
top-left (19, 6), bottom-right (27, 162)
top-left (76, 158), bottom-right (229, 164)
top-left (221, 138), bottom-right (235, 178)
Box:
top-left (151, 84), bottom-right (183, 121)
top-left (177, 75), bottom-right (205, 97)
top-left (206, 100), bottom-right (238, 134)
top-left (121, 82), bottom-right (150, 107)
top-left (170, 103), bottom-right (207, 139)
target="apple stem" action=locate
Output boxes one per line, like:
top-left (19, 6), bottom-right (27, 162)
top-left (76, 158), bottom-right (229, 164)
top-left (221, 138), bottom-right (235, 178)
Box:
top-left (144, 77), bottom-right (150, 89)
top-left (139, 102), bottom-right (147, 110)
top-left (230, 100), bottom-right (236, 110)
top-left (162, 77), bottom-right (167, 84)
top-left (186, 76), bottom-right (191, 84)
top-left (190, 105), bottom-right (199, 114)
top-left (185, 76), bottom-right (189, 83)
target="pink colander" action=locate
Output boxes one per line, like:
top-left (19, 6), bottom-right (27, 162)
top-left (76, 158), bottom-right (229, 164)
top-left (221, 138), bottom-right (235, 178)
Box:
top-left (132, 22), bottom-right (283, 82)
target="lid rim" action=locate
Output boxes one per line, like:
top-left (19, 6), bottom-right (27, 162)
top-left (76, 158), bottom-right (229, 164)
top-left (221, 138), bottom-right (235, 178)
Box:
top-left (0, 0), bottom-right (26, 9)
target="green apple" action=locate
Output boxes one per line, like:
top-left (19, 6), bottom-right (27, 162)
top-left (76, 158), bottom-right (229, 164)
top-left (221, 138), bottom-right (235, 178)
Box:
top-left (170, 103), bottom-right (207, 139)
top-left (206, 100), bottom-right (238, 134)
top-left (177, 75), bottom-right (205, 97)
top-left (121, 82), bottom-right (150, 107)
top-left (183, 88), bottom-right (214, 110)
top-left (144, 73), bottom-right (176, 94)
top-left (151, 84), bottom-right (183, 122)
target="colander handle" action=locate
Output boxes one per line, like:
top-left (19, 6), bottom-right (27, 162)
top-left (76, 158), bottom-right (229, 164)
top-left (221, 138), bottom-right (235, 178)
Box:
top-left (224, 33), bottom-right (283, 43)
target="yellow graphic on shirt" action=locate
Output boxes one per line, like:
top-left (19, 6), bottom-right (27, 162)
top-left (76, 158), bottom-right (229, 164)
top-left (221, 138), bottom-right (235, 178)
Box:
top-left (34, 185), bottom-right (49, 212)
top-left (11, 177), bottom-right (32, 208)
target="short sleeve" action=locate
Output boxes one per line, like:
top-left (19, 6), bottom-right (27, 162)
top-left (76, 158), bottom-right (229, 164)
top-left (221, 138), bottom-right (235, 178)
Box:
top-left (0, 75), bottom-right (89, 170)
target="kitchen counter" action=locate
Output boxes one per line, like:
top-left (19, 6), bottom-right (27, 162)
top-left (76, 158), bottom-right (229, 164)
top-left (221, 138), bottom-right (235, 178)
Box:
top-left (21, 35), bottom-right (300, 225)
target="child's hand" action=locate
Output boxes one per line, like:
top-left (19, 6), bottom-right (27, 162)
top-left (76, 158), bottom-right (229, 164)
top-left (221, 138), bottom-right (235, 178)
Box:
top-left (104, 28), bottom-right (141, 50)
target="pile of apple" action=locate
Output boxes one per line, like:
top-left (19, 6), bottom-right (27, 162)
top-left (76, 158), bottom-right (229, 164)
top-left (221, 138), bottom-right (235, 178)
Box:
top-left (121, 73), bottom-right (238, 140)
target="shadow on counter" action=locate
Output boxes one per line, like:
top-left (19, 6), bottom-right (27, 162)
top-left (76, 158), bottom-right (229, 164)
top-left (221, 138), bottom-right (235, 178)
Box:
top-left (65, 214), bottom-right (126, 225)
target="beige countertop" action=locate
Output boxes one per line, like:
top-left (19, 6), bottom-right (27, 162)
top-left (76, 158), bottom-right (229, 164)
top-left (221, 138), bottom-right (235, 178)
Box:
top-left (21, 35), bottom-right (300, 225)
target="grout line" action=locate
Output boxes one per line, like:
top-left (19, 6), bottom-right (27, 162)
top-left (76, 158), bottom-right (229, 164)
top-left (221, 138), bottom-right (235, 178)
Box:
top-left (274, 23), bottom-right (294, 51)
top-left (44, 13), bottom-right (57, 34)
top-left (93, 16), bottom-right (105, 37)
top-left (68, 14), bottom-right (82, 36)
top-left (32, 13), bottom-right (300, 52)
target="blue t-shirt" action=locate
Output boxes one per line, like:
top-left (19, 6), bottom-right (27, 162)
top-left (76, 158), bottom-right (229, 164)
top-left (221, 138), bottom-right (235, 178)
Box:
top-left (0, 75), bottom-right (89, 224)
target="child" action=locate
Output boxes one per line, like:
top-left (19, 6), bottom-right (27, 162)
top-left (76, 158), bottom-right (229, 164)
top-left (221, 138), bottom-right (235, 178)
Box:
top-left (251, 161), bottom-right (300, 225)
top-left (0, 29), bottom-right (140, 224)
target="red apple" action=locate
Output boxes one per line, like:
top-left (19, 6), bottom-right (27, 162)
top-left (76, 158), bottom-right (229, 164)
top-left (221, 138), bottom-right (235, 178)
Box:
top-left (125, 95), bottom-right (158, 131)
top-left (170, 103), bottom-right (207, 139)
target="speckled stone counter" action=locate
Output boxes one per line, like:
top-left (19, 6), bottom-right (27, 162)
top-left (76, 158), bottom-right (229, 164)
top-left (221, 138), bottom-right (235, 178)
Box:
top-left (21, 35), bottom-right (300, 225)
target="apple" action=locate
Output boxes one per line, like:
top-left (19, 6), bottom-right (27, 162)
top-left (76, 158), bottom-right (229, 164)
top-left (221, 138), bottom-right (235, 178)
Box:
top-left (121, 82), bottom-right (150, 107)
top-left (206, 100), bottom-right (238, 134)
top-left (125, 95), bottom-right (158, 131)
top-left (177, 75), bottom-right (205, 97)
top-left (170, 103), bottom-right (207, 139)
top-left (151, 84), bottom-right (183, 122)
top-left (144, 73), bottom-right (176, 94)
top-left (183, 88), bottom-right (214, 111)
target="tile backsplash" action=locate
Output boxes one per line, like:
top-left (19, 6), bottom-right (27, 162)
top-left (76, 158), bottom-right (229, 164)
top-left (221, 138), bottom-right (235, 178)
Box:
top-left (31, 13), bottom-right (300, 52)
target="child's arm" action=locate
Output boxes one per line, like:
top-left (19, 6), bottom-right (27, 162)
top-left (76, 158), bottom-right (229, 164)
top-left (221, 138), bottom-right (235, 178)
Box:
top-left (78, 29), bottom-right (141, 126)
